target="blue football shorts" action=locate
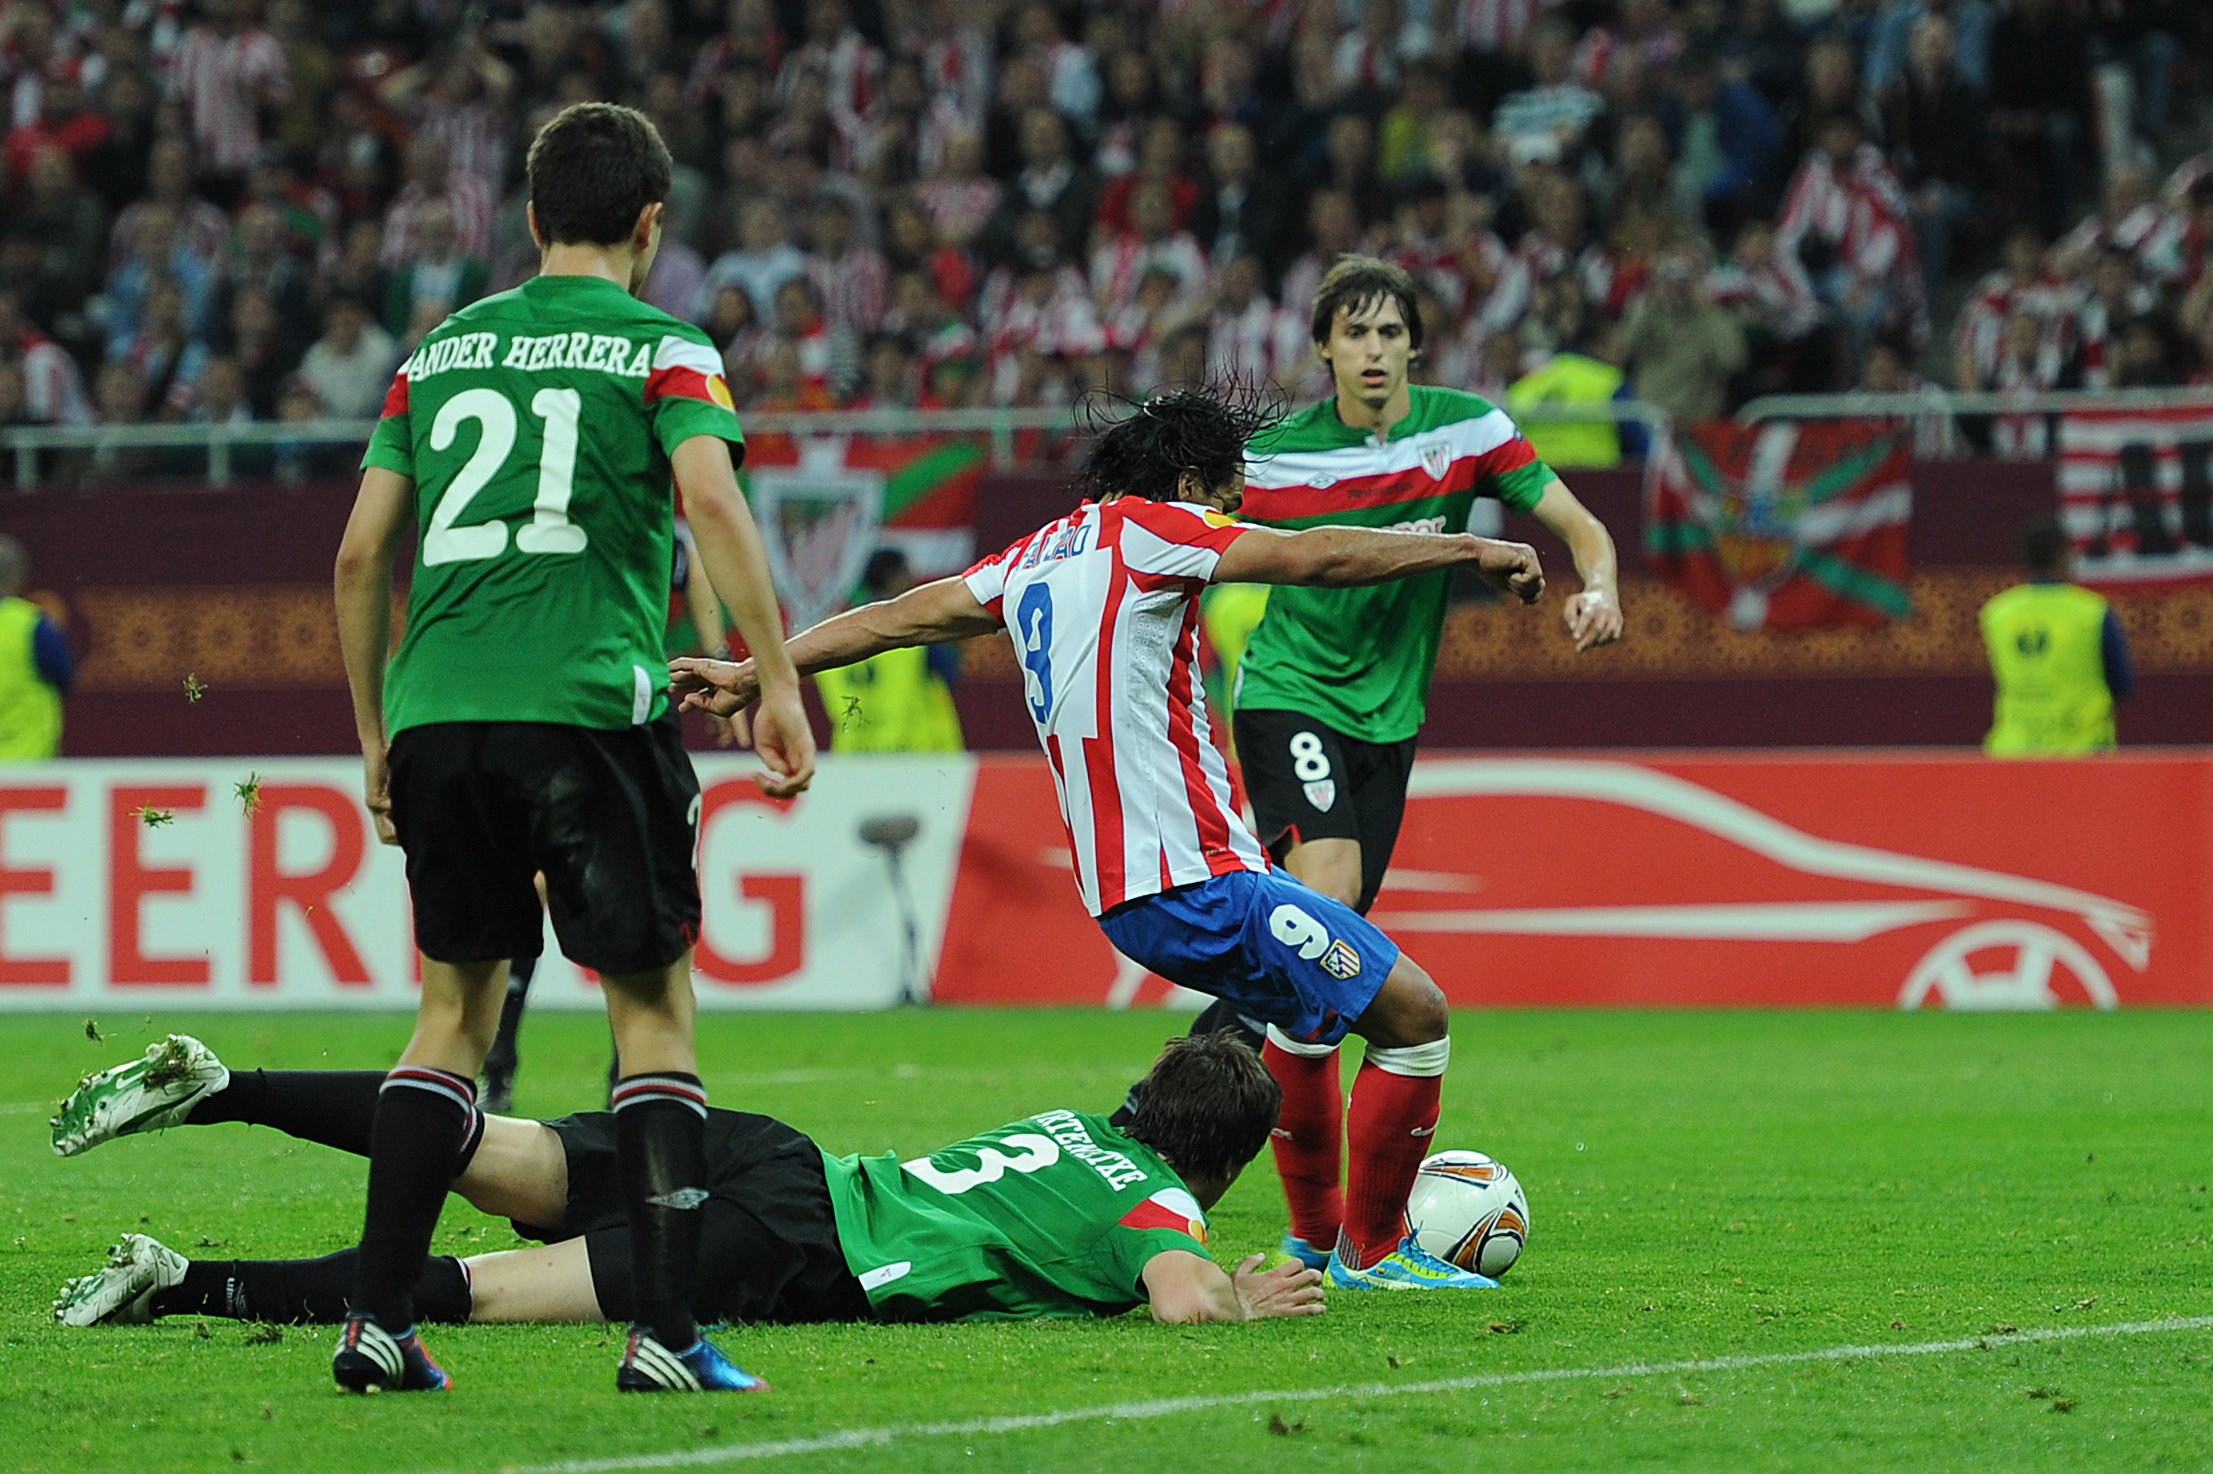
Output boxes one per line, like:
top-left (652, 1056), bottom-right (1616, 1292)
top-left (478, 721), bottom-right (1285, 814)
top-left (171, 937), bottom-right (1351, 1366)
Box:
top-left (1097, 868), bottom-right (1400, 1047)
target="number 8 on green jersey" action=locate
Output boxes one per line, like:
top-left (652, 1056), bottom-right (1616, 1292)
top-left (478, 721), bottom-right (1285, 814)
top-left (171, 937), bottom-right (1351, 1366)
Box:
top-left (362, 275), bottom-right (745, 735)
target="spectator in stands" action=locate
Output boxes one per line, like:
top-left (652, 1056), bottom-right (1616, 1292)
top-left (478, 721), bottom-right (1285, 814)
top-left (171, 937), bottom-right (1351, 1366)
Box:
top-left (991, 106), bottom-right (1097, 262)
top-left (110, 138), bottom-right (228, 279)
top-left (705, 283), bottom-right (764, 391)
top-left (1864, 0), bottom-right (1994, 96)
top-left (265, 0), bottom-right (340, 165)
top-left (79, 66), bottom-right (156, 217)
top-left (296, 294), bottom-right (398, 419)
top-left (1775, 38), bottom-right (1878, 173)
top-left (884, 195), bottom-right (975, 319)
top-left (1954, 225), bottom-right (2067, 396)
top-left (382, 199), bottom-right (487, 340)
top-left (1096, 115), bottom-right (1195, 235)
top-left (1205, 252), bottom-right (1296, 390)
top-left (2073, 246), bottom-right (2160, 389)
top-left (0, 535), bottom-right (70, 760)
top-left (1378, 60), bottom-right (1453, 186)
top-left (753, 334), bottom-right (837, 411)
top-left (698, 197), bottom-right (806, 329)
top-left (1778, 110), bottom-right (1925, 371)
top-left (985, 232), bottom-right (1103, 406)
top-left (112, 277), bottom-right (210, 421)
top-left (804, 195), bottom-right (891, 334)
top-left (378, 135), bottom-right (494, 270)
top-left (1090, 180), bottom-right (1209, 321)
top-left (0, 291), bottom-right (91, 426)
top-left (1712, 215), bottom-right (1830, 396)
top-left (1659, 52), bottom-right (1780, 233)
top-left (170, 0), bottom-right (290, 205)
top-left (769, 274), bottom-right (861, 402)
top-left (17, 147), bottom-right (107, 321)
top-left (2056, 162), bottom-right (2184, 286)
top-left (1987, 0), bottom-right (2092, 238)
top-left (98, 204), bottom-right (217, 359)
top-left (913, 129), bottom-right (1001, 251)
top-left (192, 355), bottom-right (255, 428)
top-left (1878, 12), bottom-right (1987, 304)
top-left (1621, 247), bottom-right (1746, 423)
top-left (851, 333), bottom-right (918, 410)
top-left (1316, 111), bottom-right (1391, 230)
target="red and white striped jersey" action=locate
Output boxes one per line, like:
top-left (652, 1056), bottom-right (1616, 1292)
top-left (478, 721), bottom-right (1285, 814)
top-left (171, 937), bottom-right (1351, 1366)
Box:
top-left (166, 22), bottom-right (289, 176)
top-left (963, 498), bottom-right (1270, 915)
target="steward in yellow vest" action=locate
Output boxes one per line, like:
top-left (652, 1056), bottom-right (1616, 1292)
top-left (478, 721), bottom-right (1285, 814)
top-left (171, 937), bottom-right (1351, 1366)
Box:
top-left (816, 549), bottom-right (965, 753)
top-left (1507, 350), bottom-right (1626, 468)
top-left (0, 536), bottom-right (70, 760)
top-left (1981, 520), bottom-right (2131, 756)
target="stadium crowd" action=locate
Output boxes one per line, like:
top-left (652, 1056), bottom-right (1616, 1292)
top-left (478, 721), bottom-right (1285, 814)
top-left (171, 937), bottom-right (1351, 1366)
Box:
top-left (0, 0), bottom-right (2209, 452)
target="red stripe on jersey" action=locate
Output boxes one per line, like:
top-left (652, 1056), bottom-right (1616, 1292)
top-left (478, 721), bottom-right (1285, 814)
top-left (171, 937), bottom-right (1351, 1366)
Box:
top-left (379, 373), bottom-right (409, 419)
top-left (1086, 502), bottom-right (1131, 910)
top-left (645, 364), bottom-right (736, 411)
top-left (1243, 439), bottom-right (1538, 522)
top-left (1164, 597), bottom-right (1236, 868)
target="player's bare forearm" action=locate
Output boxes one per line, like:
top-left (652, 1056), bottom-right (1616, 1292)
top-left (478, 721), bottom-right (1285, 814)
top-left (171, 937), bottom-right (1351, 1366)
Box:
top-left (1213, 524), bottom-right (1545, 603)
top-left (1530, 478), bottom-right (1623, 651)
top-left (333, 467), bottom-right (413, 745)
top-left (1142, 1250), bottom-right (1325, 1323)
top-left (672, 435), bottom-right (801, 696)
top-left (671, 578), bottom-right (997, 716)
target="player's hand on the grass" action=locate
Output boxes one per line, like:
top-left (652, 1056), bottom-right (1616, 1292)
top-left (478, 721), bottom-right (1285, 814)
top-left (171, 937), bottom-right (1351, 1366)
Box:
top-left (748, 683), bottom-right (816, 798)
top-left (361, 741), bottom-right (398, 846)
top-left (1473, 539), bottom-right (1546, 605)
top-left (1232, 1254), bottom-right (1326, 1320)
top-left (1565, 588), bottom-right (1623, 652)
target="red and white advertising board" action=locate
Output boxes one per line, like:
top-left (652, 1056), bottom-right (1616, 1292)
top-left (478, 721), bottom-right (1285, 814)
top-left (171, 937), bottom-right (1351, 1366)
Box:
top-left (2, 752), bottom-right (2206, 1011)
top-left (0, 756), bottom-right (972, 1010)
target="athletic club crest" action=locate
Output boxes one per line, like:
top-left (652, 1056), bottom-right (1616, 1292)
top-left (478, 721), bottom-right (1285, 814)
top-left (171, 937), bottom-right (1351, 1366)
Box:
top-left (750, 441), bottom-right (886, 633)
top-left (1303, 779), bottom-right (1336, 812)
top-left (1421, 440), bottom-right (1452, 481)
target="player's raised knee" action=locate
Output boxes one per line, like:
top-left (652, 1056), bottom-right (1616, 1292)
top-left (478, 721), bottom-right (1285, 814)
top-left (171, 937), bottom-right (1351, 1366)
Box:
top-left (1356, 956), bottom-right (1449, 1048)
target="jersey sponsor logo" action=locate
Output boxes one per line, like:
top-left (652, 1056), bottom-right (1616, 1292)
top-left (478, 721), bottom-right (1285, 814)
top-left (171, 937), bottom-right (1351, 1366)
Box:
top-left (1303, 778), bottom-right (1337, 812)
top-left (1032, 1109), bottom-right (1149, 1190)
top-left (1117, 1186), bottom-right (1208, 1245)
top-left (498, 332), bottom-right (655, 377)
top-left (1306, 473), bottom-right (1337, 489)
top-left (1321, 938), bottom-right (1363, 980)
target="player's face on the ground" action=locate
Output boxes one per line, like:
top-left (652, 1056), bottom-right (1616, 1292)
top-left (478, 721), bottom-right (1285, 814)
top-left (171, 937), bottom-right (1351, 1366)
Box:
top-left (1321, 297), bottom-right (1413, 413)
top-left (1178, 465), bottom-right (1245, 514)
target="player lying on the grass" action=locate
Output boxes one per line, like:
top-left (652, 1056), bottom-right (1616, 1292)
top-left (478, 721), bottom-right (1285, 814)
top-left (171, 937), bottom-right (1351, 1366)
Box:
top-left (671, 385), bottom-right (1544, 1293)
top-left (52, 1033), bottom-right (1322, 1334)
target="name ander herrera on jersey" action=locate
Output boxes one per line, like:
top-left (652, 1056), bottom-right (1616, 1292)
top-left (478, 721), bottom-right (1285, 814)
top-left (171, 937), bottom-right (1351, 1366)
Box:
top-left (403, 329), bottom-right (678, 384)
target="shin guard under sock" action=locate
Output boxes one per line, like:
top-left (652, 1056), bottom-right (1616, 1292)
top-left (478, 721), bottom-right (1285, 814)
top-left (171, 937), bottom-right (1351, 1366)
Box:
top-left (1262, 1027), bottom-right (1345, 1248)
top-left (184, 1070), bottom-right (387, 1156)
top-left (611, 1072), bottom-right (709, 1352)
top-left (154, 1251), bottom-right (470, 1325)
top-left (351, 1066), bottom-right (477, 1329)
top-left (1341, 1037), bottom-right (1449, 1269)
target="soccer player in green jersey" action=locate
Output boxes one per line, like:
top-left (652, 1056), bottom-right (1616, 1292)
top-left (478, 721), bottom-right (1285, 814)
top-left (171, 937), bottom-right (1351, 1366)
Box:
top-left (55, 1034), bottom-right (1323, 1334)
top-left (332, 103), bottom-right (813, 1394)
top-left (1137, 256), bottom-right (1624, 1270)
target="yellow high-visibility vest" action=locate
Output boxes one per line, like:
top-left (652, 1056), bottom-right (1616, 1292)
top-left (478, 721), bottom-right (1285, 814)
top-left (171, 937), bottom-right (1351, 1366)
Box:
top-left (1980, 581), bottom-right (2116, 756)
top-left (816, 647), bottom-right (965, 753)
top-left (1507, 354), bottom-right (1624, 469)
top-left (0, 596), bottom-right (61, 760)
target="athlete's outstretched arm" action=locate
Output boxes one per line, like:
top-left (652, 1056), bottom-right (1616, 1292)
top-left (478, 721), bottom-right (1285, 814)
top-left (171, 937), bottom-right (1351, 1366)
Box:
top-left (1528, 478), bottom-right (1622, 652)
top-left (334, 466), bottom-right (415, 846)
top-left (1141, 1250), bottom-right (1325, 1324)
top-left (670, 575), bottom-right (999, 719)
top-left (1212, 522), bottom-right (1546, 602)
top-left (672, 434), bottom-right (815, 797)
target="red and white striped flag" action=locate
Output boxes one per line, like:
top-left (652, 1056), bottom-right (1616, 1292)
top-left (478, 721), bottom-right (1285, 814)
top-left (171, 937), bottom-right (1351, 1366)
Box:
top-left (2057, 405), bottom-right (2213, 588)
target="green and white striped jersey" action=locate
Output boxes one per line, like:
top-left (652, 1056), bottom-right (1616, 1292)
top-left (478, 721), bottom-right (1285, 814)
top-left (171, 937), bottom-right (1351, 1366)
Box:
top-left (1236, 387), bottom-right (1554, 743)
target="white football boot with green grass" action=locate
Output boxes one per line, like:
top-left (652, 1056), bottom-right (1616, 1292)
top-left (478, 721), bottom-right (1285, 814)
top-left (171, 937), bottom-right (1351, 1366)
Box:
top-left (50, 1034), bottom-right (228, 1157)
top-left (54, 1234), bottom-right (188, 1326)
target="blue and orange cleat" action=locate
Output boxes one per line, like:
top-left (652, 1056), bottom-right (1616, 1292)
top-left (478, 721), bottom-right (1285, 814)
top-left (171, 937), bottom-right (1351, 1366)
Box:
top-left (616, 1328), bottom-right (769, 1393)
top-left (1326, 1233), bottom-right (1500, 1291)
top-left (332, 1313), bottom-right (453, 1393)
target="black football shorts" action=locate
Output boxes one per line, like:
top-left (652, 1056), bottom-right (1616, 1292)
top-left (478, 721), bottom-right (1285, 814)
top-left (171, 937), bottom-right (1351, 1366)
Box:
top-left (1232, 707), bottom-right (1418, 915)
top-left (386, 712), bottom-right (702, 976)
top-left (527, 1108), bottom-right (871, 1326)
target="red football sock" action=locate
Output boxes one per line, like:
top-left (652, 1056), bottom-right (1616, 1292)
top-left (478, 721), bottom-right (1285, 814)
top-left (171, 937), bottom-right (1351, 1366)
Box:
top-left (1341, 1048), bottom-right (1445, 1269)
top-left (1261, 1034), bottom-right (1343, 1248)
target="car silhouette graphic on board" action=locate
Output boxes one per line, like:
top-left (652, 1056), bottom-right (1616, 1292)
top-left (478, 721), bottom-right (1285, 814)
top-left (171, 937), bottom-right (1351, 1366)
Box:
top-left (1367, 760), bottom-right (2152, 1011)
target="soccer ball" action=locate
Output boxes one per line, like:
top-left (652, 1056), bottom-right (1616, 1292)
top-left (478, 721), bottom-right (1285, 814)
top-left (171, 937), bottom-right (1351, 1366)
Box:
top-left (1405, 1150), bottom-right (1530, 1278)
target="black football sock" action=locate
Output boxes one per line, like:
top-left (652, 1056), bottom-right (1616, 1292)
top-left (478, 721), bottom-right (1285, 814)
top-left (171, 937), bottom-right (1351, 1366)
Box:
top-left (483, 955), bottom-right (537, 1083)
top-left (152, 1251), bottom-right (470, 1324)
top-left (611, 1072), bottom-right (709, 1351)
top-left (352, 1067), bottom-right (477, 1330)
top-left (185, 1070), bottom-right (386, 1157)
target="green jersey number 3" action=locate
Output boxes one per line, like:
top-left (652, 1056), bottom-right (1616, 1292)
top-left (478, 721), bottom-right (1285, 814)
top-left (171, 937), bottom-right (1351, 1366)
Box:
top-left (424, 386), bottom-right (590, 566)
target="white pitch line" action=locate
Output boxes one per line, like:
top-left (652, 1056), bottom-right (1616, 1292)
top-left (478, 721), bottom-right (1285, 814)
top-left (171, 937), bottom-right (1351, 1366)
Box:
top-left (489, 1315), bottom-right (2213, 1474)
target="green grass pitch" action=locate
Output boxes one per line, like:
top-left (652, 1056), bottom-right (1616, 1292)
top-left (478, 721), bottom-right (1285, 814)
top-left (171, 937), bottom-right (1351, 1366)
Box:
top-left (3, 1007), bottom-right (2209, 1473)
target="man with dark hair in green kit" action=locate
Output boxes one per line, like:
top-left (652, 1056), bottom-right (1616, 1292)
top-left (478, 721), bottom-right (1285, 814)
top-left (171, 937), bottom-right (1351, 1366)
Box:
top-left (330, 101), bottom-right (813, 1394)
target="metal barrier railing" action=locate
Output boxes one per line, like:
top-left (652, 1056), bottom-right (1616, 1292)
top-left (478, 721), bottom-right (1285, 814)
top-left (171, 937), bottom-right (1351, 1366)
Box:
top-left (0, 398), bottom-right (1680, 489)
top-left (1737, 386), bottom-right (2213, 425)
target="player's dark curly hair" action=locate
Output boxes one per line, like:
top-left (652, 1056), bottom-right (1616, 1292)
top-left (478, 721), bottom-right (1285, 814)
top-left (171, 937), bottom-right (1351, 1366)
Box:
top-left (1071, 383), bottom-right (1283, 504)
top-left (1122, 1031), bottom-right (1283, 1184)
